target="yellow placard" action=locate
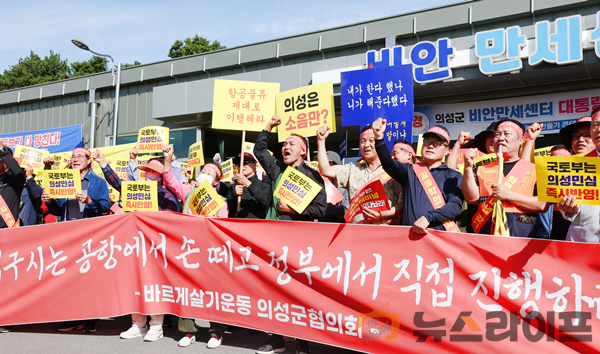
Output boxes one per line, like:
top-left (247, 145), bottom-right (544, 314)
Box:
top-left (212, 79), bottom-right (280, 132)
top-left (473, 152), bottom-right (498, 169)
top-left (109, 159), bottom-right (129, 180)
top-left (188, 179), bottom-right (226, 216)
top-left (416, 134), bottom-right (424, 157)
top-left (180, 162), bottom-right (188, 176)
top-left (14, 145), bottom-right (49, 172)
top-left (276, 81), bottom-right (336, 142)
top-left (220, 158), bottom-right (235, 182)
top-left (273, 166), bottom-right (323, 214)
top-left (533, 145), bottom-right (555, 160)
top-left (122, 181), bottom-right (159, 212)
top-left (188, 141), bottom-right (205, 168)
top-left (137, 126), bottom-right (169, 153)
top-left (309, 161), bottom-right (319, 170)
top-left (536, 156), bottom-right (600, 205)
top-left (107, 185), bottom-right (120, 203)
top-left (51, 152), bottom-right (71, 170)
top-left (43, 170), bottom-right (82, 199)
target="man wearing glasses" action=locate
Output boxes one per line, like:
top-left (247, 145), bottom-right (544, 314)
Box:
top-left (373, 119), bottom-right (464, 234)
top-left (42, 147), bottom-right (110, 333)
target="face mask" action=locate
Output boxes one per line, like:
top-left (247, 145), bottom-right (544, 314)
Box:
top-left (196, 173), bottom-right (214, 185)
top-left (145, 172), bottom-right (162, 182)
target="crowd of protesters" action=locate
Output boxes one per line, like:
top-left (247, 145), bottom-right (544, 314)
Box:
top-left (1, 108), bottom-right (600, 353)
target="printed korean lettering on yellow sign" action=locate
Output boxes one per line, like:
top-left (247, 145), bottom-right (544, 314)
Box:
top-left (212, 80), bottom-right (280, 132)
top-left (122, 181), bottom-right (158, 212)
top-left (188, 141), bottom-right (205, 168)
top-left (220, 158), bottom-right (235, 183)
top-left (536, 156), bottom-right (600, 205)
top-left (273, 166), bottom-right (322, 214)
top-left (188, 179), bottom-right (226, 216)
top-left (43, 171), bottom-right (82, 199)
top-left (137, 126), bottom-right (169, 153)
top-left (14, 145), bottom-right (49, 172)
top-left (107, 185), bottom-right (120, 203)
top-left (109, 159), bottom-right (129, 180)
top-left (51, 152), bottom-right (71, 170)
top-left (276, 81), bottom-right (336, 142)
top-left (136, 155), bottom-right (152, 180)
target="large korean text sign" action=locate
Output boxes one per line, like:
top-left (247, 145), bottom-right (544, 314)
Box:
top-left (1, 125), bottom-right (82, 154)
top-left (0, 213), bottom-right (599, 353)
top-left (212, 80), bottom-right (280, 132)
top-left (535, 156), bottom-right (600, 204)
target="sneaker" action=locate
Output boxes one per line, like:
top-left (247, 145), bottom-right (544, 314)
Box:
top-left (120, 325), bottom-right (148, 339)
top-left (207, 336), bottom-right (222, 349)
top-left (57, 321), bottom-right (84, 332)
top-left (295, 339), bottom-right (311, 354)
top-left (178, 334), bottom-right (196, 347)
top-left (82, 321), bottom-right (97, 333)
top-left (143, 328), bottom-right (163, 342)
top-left (256, 335), bottom-right (286, 354)
top-left (0, 326), bottom-right (14, 333)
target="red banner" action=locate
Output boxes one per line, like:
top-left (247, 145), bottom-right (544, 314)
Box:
top-left (1, 212), bottom-right (600, 353)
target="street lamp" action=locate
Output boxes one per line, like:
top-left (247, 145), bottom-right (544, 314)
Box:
top-left (71, 38), bottom-right (121, 146)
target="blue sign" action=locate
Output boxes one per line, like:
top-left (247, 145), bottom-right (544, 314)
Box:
top-left (339, 131), bottom-right (348, 159)
top-left (341, 64), bottom-right (413, 151)
top-left (0, 125), bottom-right (82, 154)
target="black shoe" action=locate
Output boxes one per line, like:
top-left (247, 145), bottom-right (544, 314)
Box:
top-left (0, 326), bottom-right (15, 333)
top-left (57, 321), bottom-right (84, 332)
top-left (82, 320), bottom-right (97, 333)
top-left (295, 339), bottom-right (311, 354)
top-left (256, 334), bottom-right (286, 354)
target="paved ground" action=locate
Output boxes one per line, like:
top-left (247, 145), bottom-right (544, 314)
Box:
top-left (0, 315), bottom-right (364, 354)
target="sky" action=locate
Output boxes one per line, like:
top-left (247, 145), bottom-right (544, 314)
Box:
top-left (0, 0), bottom-right (458, 72)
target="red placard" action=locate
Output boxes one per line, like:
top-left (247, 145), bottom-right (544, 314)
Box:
top-left (344, 179), bottom-right (390, 223)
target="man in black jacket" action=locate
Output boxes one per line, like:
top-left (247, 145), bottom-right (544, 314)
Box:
top-left (0, 141), bottom-right (25, 333)
top-left (0, 141), bottom-right (25, 229)
top-left (226, 152), bottom-right (271, 219)
top-left (253, 115), bottom-right (326, 354)
top-left (253, 115), bottom-right (327, 222)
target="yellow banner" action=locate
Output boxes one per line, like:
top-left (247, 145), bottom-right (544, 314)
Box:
top-left (122, 181), bottom-right (159, 212)
top-left (43, 170), bottom-right (82, 199)
top-left (533, 145), bottom-right (554, 159)
top-left (188, 141), bottom-right (205, 168)
top-left (14, 145), bottom-right (49, 172)
top-left (137, 126), bottom-right (169, 153)
top-left (536, 156), bottom-right (600, 205)
top-left (188, 179), bottom-right (226, 216)
top-left (273, 166), bottom-right (323, 214)
top-left (34, 171), bottom-right (44, 188)
top-left (212, 79), bottom-right (280, 132)
top-left (51, 152), bottom-right (71, 170)
top-left (276, 81), bottom-right (336, 142)
top-left (309, 161), bottom-right (319, 170)
top-left (220, 158), bottom-right (235, 183)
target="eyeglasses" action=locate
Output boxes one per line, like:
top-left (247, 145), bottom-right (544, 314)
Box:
top-left (422, 139), bottom-right (447, 148)
top-left (71, 154), bottom-right (89, 160)
top-left (572, 133), bottom-right (591, 140)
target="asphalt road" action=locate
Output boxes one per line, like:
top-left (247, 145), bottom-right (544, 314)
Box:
top-left (0, 316), bottom-right (364, 354)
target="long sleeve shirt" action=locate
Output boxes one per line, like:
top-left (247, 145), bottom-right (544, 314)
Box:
top-left (253, 130), bottom-right (327, 221)
top-left (224, 174), bottom-right (272, 219)
top-left (102, 164), bottom-right (178, 212)
top-left (20, 177), bottom-right (44, 226)
top-left (0, 149), bottom-right (26, 228)
top-left (375, 138), bottom-right (464, 230)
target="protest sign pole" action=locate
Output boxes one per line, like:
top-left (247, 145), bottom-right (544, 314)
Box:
top-left (305, 137), bottom-right (311, 163)
top-left (237, 130), bottom-right (246, 212)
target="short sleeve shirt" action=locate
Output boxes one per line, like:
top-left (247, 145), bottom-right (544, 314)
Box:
top-left (333, 162), bottom-right (403, 224)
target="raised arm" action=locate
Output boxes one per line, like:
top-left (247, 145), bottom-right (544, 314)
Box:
top-left (446, 131), bottom-right (471, 170)
top-left (316, 125), bottom-right (336, 180)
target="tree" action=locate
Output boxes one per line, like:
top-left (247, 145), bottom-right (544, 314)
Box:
top-left (70, 56), bottom-right (108, 77)
top-left (122, 61), bottom-right (141, 68)
top-left (0, 51), bottom-right (70, 90)
top-left (168, 35), bottom-right (226, 59)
